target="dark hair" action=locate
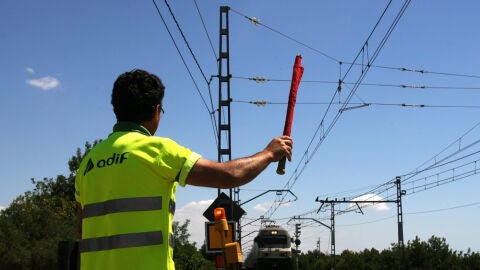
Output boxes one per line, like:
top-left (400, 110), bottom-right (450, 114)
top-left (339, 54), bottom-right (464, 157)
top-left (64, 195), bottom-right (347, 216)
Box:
top-left (111, 69), bottom-right (165, 123)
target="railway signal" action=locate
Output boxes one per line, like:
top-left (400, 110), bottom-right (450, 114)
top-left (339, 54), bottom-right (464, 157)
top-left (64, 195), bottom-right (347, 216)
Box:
top-left (212, 207), bottom-right (242, 270)
top-left (295, 223), bottom-right (301, 238)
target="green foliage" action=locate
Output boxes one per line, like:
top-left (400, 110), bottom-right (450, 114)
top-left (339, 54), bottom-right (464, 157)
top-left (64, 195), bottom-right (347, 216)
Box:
top-left (297, 236), bottom-right (480, 270)
top-left (298, 250), bottom-right (329, 270)
top-left (0, 142), bottom-right (94, 270)
top-left (172, 219), bottom-right (216, 270)
top-left (0, 176), bottom-right (78, 269)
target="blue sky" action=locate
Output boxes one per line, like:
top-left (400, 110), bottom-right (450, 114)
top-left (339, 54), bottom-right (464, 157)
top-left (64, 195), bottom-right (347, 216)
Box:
top-left (1, 0), bottom-right (480, 254)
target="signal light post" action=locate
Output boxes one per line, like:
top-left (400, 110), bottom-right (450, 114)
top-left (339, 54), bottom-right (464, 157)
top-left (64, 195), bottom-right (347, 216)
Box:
top-left (213, 207), bottom-right (242, 270)
top-left (214, 207), bottom-right (228, 269)
top-left (294, 223), bottom-right (301, 270)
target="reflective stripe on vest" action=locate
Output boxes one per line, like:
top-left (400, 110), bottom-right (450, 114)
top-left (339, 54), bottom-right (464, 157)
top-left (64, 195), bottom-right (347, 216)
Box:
top-left (80, 231), bottom-right (163, 253)
top-left (83, 196), bottom-right (176, 218)
top-left (83, 197), bottom-right (162, 218)
top-left (81, 196), bottom-right (177, 253)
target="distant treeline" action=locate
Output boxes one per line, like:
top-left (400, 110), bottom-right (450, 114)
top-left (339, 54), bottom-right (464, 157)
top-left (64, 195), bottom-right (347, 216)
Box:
top-left (297, 235), bottom-right (480, 270)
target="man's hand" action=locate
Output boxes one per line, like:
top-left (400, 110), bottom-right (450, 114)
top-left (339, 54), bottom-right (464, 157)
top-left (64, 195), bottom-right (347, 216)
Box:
top-left (264, 135), bottom-right (293, 162)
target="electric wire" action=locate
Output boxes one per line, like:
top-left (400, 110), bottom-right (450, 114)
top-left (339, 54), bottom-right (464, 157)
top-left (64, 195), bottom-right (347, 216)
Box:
top-left (137, 1), bottom-right (479, 254)
top-left (231, 7), bottom-right (480, 84)
top-left (264, 0), bottom-right (411, 219)
top-left (232, 99), bottom-right (480, 110)
top-left (163, 0), bottom-right (218, 130)
top-left (191, 0), bottom-right (221, 141)
top-left (339, 122), bottom-right (480, 211)
top-left (339, 201), bottom-right (480, 227)
top-left (404, 121), bottom-right (480, 178)
top-left (372, 64), bottom-right (480, 79)
top-left (151, 0), bottom-right (218, 146)
top-left (230, 2), bottom-right (480, 215)
top-left (230, 8), bottom-right (340, 64)
top-left (233, 75), bottom-right (480, 90)
top-left (192, 0), bottom-right (218, 65)
top-left (163, 0), bottom-right (210, 85)
top-left (158, 3), bottom-right (478, 251)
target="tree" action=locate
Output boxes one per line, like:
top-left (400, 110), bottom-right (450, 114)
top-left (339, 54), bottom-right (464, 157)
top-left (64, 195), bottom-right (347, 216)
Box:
top-left (172, 219), bottom-right (215, 270)
top-left (0, 176), bottom-right (78, 269)
top-left (0, 142), bottom-right (93, 270)
top-left (295, 236), bottom-right (480, 270)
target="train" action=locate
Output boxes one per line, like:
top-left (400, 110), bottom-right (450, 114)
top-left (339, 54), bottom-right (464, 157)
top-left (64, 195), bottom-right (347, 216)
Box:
top-left (243, 225), bottom-right (293, 270)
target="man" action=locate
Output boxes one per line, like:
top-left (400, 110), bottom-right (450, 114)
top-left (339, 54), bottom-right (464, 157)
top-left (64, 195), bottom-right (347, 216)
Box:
top-left (75, 69), bottom-right (293, 270)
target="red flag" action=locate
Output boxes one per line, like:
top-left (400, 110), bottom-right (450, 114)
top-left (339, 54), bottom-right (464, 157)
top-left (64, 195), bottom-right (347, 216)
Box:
top-left (277, 55), bottom-right (304, 175)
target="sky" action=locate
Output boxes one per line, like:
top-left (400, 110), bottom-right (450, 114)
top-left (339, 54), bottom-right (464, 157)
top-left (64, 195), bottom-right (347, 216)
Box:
top-left (1, 0), bottom-right (480, 255)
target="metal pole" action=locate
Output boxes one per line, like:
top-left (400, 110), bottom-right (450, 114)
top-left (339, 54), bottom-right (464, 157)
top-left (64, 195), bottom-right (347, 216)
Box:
top-left (330, 203), bottom-right (335, 270)
top-left (396, 176), bottom-right (405, 270)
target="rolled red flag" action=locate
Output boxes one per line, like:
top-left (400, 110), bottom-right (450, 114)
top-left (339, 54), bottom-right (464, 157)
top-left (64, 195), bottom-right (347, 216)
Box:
top-left (277, 55), bottom-right (304, 175)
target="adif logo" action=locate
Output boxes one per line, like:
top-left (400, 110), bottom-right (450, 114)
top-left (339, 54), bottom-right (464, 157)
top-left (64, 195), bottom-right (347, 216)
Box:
top-left (83, 152), bottom-right (129, 176)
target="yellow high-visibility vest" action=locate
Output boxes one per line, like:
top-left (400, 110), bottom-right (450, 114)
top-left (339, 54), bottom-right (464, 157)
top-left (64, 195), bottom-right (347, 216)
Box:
top-left (75, 122), bottom-right (201, 270)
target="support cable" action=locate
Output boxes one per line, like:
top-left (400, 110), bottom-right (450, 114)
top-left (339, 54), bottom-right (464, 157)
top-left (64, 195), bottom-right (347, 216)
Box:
top-left (151, 0), bottom-right (218, 146)
top-left (233, 75), bottom-right (480, 91)
top-left (192, 0), bottom-right (218, 65)
top-left (264, 0), bottom-right (411, 219)
top-left (163, 0), bottom-right (210, 85)
top-left (233, 99), bottom-right (480, 110)
top-left (229, 8), bottom-right (340, 63)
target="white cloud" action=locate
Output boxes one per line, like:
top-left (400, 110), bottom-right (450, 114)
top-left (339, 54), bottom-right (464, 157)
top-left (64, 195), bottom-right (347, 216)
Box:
top-left (174, 199), bottom-right (214, 247)
top-left (252, 201), bottom-right (274, 212)
top-left (251, 201), bottom-right (291, 212)
top-left (0, 205), bottom-right (5, 212)
top-left (350, 194), bottom-right (390, 211)
top-left (26, 76), bottom-right (60, 91)
top-left (25, 67), bottom-right (35, 74)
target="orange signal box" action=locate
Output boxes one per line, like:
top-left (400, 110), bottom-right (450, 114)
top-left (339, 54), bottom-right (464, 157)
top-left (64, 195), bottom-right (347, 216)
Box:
top-left (206, 222), bottom-right (234, 250)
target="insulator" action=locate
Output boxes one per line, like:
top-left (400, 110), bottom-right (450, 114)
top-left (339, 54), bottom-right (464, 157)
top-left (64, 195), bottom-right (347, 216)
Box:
top-left (253, 77), bottom-right (266, 83)
top-left (252, 100), bottom-right (267, 107)
top-left (248, 17), bottom-right (260, 25)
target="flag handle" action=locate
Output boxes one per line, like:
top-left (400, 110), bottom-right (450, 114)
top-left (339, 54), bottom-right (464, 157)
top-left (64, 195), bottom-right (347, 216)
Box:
top-left (276, 157), bottom-right (286, 175)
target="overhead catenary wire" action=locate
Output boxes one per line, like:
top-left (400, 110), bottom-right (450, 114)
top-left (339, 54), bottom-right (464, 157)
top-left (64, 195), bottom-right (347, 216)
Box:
top-left (233, 75), bottom-right (480, 91)
top-left (344, 121), bottom-right (480, 202)
top-left (263, 0), bottom-right (412, 219)
top-left (404, 121), bottom-right (480, 178)
top-left (228, 4), bottom-right (480, 191)
top-left (162, 0), bottom-right (218, 125)
top-left (373, 64), bottom-right (480, 79)
top-left (338, 150), bottom-right (480, 215)
top-left (192, 0), bottom-right (218, 66)
top-left (191, 0), bottom-right (221, 137)
top-left (162, 0), bottom-right (211, 85)
top-left (232, 99), bottom-right (480, 110)
top-left (231, 6), bottom-right (480, 84)
top-left (230, 8), bottom-right (340, 64)
top-left (225, 3), bottom-right (480, 252)
top-left (230, 0), bottom-right (478, 207)
top-left (151, 0), bottom-right (218, 146)
top-left (339, 201), bottom-right (480, 228)
top-left (348, 121), bottom-right (480, 204)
